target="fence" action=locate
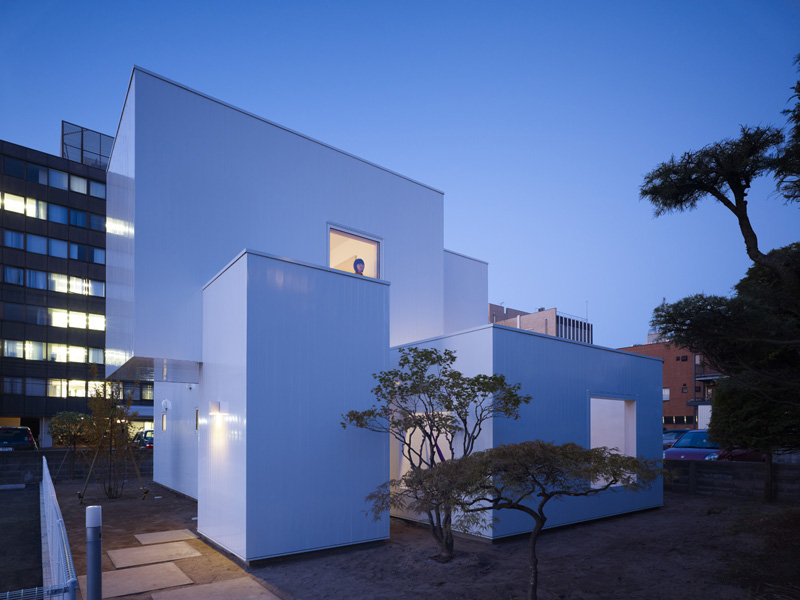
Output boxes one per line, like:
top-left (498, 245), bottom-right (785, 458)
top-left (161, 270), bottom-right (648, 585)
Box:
top-left (1, 458), bottom-right (77, 600)
top-left (664, 459), bottom-right (800, 502)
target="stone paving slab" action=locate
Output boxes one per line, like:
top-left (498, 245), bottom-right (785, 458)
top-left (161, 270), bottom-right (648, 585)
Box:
top-left (78, 562), bottom-right (192, 598)
top-left (135, 529), bottom-right (198, 545)
top-left (107, 541), bottom-right (201, 568)
top-left (151, 576), bottom-right (281, 600)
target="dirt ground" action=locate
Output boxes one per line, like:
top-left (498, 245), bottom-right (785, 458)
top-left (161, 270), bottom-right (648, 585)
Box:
top-left (54, 479), bottom-right (800, 600)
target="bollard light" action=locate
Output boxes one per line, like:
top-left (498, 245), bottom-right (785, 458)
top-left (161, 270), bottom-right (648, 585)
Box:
top-left (86, 505), bottom-right (102, 600)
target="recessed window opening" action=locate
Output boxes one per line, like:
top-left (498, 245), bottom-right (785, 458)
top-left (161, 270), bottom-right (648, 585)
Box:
top-left (590, 397), bottom-right (636, 458)
top-left (329, 227), bottom-right (380, 278)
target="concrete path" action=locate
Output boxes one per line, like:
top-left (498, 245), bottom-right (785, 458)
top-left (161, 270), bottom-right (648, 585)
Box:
top-left (152, 576), bottom-right (282, 600)
top-left (107, 541), bottom-right (201, 568)
top-left (135, 529), bottom-right (196, 545)
top-left (77, 563), bottom-right (192, 598)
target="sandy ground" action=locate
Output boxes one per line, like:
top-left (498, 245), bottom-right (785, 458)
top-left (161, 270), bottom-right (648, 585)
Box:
top-left (53, 479), bottom-right (800, 600)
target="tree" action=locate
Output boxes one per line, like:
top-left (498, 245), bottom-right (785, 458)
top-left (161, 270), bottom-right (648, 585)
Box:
top-left (640, 53), bottom-right (800, 299)
top-left (48, 411), bottom-right (88, 478)
top-left (709, 379), bottom-right (800, 501)
top-left (402, 441), bottom-right (660, 600)
top-left (341, 347), bottom-right (531, 561)
top-left (83, 381), bottom-right (140, 499)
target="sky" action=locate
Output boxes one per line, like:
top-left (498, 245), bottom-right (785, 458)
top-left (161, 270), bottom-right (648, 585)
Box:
top-left (1, 1), bottom-right (799, 349)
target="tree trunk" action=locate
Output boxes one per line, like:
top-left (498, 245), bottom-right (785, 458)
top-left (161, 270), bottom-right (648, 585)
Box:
top-left (764, 452), bottom-right (775, 502)
top-left (426, 508), bottom-right (454, 562)
top-left (526, 517), bottom-right (545, 600)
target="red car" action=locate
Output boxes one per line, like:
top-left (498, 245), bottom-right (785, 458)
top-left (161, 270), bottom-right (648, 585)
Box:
top-left (663, 429), bottom-right (765, 461)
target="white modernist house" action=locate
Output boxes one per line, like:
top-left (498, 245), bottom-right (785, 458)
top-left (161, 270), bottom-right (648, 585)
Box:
top-left (106, 67), bottom-right (663, 563)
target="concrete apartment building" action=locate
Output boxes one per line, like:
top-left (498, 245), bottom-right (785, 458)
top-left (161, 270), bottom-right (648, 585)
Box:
top-left (488, 302), bottom-right (594, 344)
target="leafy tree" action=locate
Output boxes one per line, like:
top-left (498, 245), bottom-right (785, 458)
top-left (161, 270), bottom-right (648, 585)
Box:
top-left (48, 411), bottom-right (88, 478)
top-left (341, 347), bottom-right (531, 561)
top-left (402, 441), bottom-right (660, 600)
top-left (709, 379), bottom-right (800, 501)
top-left (84, 381), bottom-right (139, 499)
top-left (776, 53), bottom-right (800, 203)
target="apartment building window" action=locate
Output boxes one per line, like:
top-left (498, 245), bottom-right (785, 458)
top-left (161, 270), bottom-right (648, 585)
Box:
top-left (329, 226), bottom-right (381, 278)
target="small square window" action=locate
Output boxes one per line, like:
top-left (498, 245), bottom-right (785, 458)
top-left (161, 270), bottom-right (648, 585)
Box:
top-left (681, 355), bottom-right (688, 362)
top-left (27, 234), bottom-right (48, 254)
top-left (49, 169), bottom-right (68, 190)
top-left (89, 181), bottom-right (106, 199)
top-left (69, 175), bottom-right (87, 194)
top-left (49, 204), bottom-right (69, 224)
top-left (69, 210), bottom-right (87, 228)
top-left (329, 227), bottom-right (380, 278)
top-left (4, 157), bottom-right (25, 179)
top-left (3, 193), bottom-right (25, 214)
top-left (26, 163), bottom-right (48, 185)
top-left (49, 239), bottom-right (68, 258)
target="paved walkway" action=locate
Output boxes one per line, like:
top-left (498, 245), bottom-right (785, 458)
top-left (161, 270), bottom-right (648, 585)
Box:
top-left (76, 528), bottom-right (282, 599)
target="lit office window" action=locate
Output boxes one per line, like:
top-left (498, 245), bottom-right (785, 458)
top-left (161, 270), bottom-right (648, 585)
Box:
top-left (25, 198), bottom-right (47, 219)
top-left (70, 277), bottom-right (88, 295)
top-left (49, 273), bottom-right (69, 293)
top-left (89, 280), bottom-right (105, 297)
top-left (68, 311), bottom-right (87, 329)
top-left (3, 193), bottom-right (25, 214)
top-left (50, 309), bottom-right (69, 328)
top-left (48, 379), bottom-right (67, 398)
top-left (48, 344), bottom-right (68, 363)
top-left (3, 340), bottom-right (24, 358)
top-left (88, 381), bottom-right (105, 397)
top-left (24, 341), bottom-right (45, 361)
top-left (88, 314), bottom-right (105, 331)
top-left (329, 228), bottom-right (380, 278)
top-left (68, 346), bottom-right (87, 363)
top-left (68, 380), bottom-right (86, 397)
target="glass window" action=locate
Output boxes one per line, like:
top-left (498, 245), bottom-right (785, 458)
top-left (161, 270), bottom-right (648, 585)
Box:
top-left (3, 303), bottom-right (25, 322)
top-left (88, 347), bottom-right (104, 364)
top-left (26, 163), bottom-right (48, 185)
top-left (3, 193), bottom-right (25, 214)
top-left (26, 306), bottom-right (48, 325)
top-left (25, 198), bottom-right (47, 219)
top-left (88, 314), bottom-right (105, 331)
top-left (27, 234), bottom-right (47, 254)
top-left (89, 214), bottom-right (105, 231)
top-left (68, 311), bottom-right (87, 329)
top-left (48, 379), bottom-right (67, 398)
top-left (27, 270), bottom-right (48, 289)
top-left (88, 381), bottom-right (105, 397)
top-left (124, 383), bottom-right (141, 401)
top-left (49, 239), bottom-right (68, 258)
top-left (3, 377), bottom-right (23, 394)
top-left (25, 341), bottom-right (45, 361)
top-left (4, 157), bottom-right (25, 178)
top-left (68, 346), bottom-right (86, 363)
top-left (89, 181), bottom-right (106, 199)
top-left (49, 204), bottom-right (68, 224)
top-left (88, 280), bottom-right (105, 297)
top-left (49, 309), bottom-right (68, 327)
top-left (3, 340), bottom-right (24, 358)
top-left (4, 229), bottom-right (24, 249)
top-left (329, 228), bottom-right (380, 278)
top-left (69, 277), bottom-right (87, 295)
top-left (69, 210), bottom-right (87, 228)
top-left (49, 169), bottom-right (68, 190)
top-left (4, 266), bottom-right (25, 285)
top-left (48, 344), bottom-right (68, 362)
top-left (68, 380), bottom-right (86, 397)
top-left (142, 383), bottom-right (154, 400)
top-left (49, 273), bottom-right (69, 293)
top-left (69, 244), bottom-right (88, 261)
top-left (90, 247), bottom-right (105, 264)
top-left (26, 378), bottom-right (47, 396)
top-left (662, 388), bottom-right (670, 402)
top-left (69, 175), bottom-right (87, 194)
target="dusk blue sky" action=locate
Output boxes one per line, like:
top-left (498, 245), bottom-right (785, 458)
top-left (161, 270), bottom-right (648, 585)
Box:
top-left (2, 1), bottom-right (799, 349)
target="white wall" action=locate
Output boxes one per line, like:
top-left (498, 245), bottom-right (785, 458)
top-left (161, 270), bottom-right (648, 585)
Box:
top-left (106, 67), bottom-right (449, 380)
top-left (153, 381), bottom-right (200, 499)
top-left (200, 251), bottom-right (390, 561)
top-left (443, 250), bottom-right (488, 334)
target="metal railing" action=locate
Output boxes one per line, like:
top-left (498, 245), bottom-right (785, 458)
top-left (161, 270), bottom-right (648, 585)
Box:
top-left (2, 458), bottom-right (79, 600)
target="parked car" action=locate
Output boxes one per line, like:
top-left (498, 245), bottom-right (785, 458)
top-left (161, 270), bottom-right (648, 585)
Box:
top-left (133, 430), bottom-right (154, 449)
top-left (662, 428), bottom-right (690, 450)
top-left (0, 426), bottom-right (38, 451)
top-left (663, 429), bottom-right (720, 461)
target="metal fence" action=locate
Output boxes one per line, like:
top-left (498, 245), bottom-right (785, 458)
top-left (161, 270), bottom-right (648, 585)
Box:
top-left (2, 458), bottom-right (78, 600)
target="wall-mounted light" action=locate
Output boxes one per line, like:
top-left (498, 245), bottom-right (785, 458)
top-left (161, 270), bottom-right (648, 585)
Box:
top-left (209, 400), bottom-right (230, 415)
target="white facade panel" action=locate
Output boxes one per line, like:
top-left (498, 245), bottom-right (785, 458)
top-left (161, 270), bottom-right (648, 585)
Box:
top-left (110, 68), bottom-right (447, 374)
top-left (443, 249), bottom-right (488, 334)
top-left (198, 254), bottom-right (249, 557)
top-left (152, 381), bottom-right (199, 499)
top-left (200, 251), bottom-right (390, 561)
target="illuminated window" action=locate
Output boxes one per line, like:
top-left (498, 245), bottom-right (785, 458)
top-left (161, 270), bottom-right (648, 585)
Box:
top-left (329, 227), bottom-right (380, 278)
top-left (68, 380), bottom-right (86, 397)
top-left (48, 344), bottom-right (68, 362)
top-left (24, 341), bottom-right (45, 361)
top-left (3, 340), bottom-right (24, 358)
top-left (88, 314), bottom-right (105, 331)
top-left (48, 379), bottom-right (67, 398)
top-left (70, 276), bottom-right (88, 295)
top-left (50, 309), bottom-right (69, 328)
top-left (49, 273), bottom-right (69, 293)
top-left (88, 381), bottom-right (105, 397)
top-left (3, 193), bottom-right (25, 214)
top-left (88, 280), bottom-right (104, 297)
top-left (662, 388), bottom-right (670, 402)
top-left (161, 414), bottom-right (167, 431)
top-left (68, 346), bottom-right (87, 363)
top-left (68, 311), bottom-right (87, 328)
top-left (25, 198), bottom-right (47, 219)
